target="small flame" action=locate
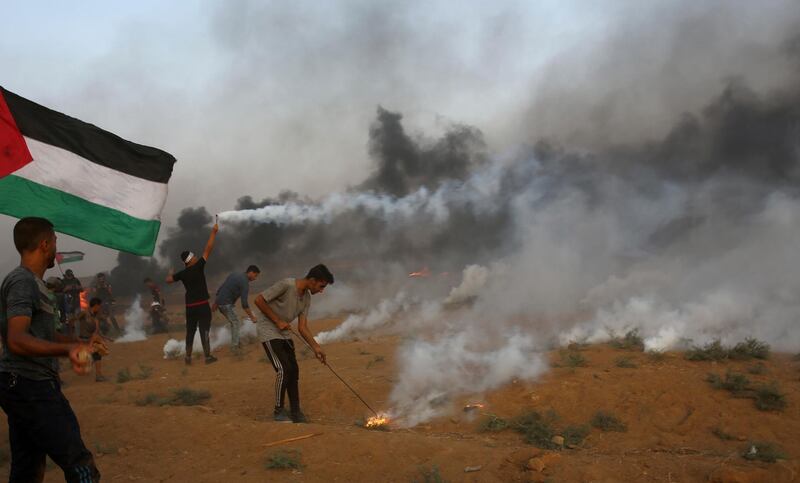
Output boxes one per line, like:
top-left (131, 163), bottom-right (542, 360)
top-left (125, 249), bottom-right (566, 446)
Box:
top-left (408, 267), bottom-right (431, 278)
top-left (365, 414), bottom-right (390, 428)
top-left (79, 290), bottom-right (89, 311)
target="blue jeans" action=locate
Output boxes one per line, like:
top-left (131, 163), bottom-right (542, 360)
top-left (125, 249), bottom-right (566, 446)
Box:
top-left (0, 373), bottom-right (99, 482)
top-left (218, 304), bottom-right (241, 349)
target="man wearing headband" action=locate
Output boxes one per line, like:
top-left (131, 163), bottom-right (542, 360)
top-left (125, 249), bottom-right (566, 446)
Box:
top-left (166, 221), bottom-right (219, 365)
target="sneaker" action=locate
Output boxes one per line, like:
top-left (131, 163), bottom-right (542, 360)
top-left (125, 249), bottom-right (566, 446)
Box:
top-left (95, 375), bottom-right (107, 382)
top-left (291, 411), bottom-right (307, 424)
top-left (205, 355), bottom-right (218, 365)
top-left (184, 356), bottom-right (192, 366)
top-left (273, 409), bottom-right (292, 423)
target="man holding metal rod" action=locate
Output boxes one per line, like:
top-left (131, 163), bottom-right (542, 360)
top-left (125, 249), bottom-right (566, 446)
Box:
top-left (254, 264), bottom-right (333, 423)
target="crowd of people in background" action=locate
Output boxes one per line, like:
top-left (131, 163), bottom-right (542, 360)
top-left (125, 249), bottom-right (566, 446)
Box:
top-left (0, 217), bottom-right (335, 481)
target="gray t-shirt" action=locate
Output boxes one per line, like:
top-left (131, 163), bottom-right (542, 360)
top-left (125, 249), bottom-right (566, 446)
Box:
top-left (256, 278), bottom-right (310, 342)
top-left (0, 266), bottom-right (59, 380)
top-left (215, 272), bottom-right (250, 309)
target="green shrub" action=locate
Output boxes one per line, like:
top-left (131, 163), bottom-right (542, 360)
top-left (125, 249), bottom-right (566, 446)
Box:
top-left (476, 414), bottom-right (508, 432)
top-left (560, 351), bottom-right (587, 368)
top-left (747, 363), bottom-right (767, 375)
top-left (562, 424), bottom-right (590, 447)
top-left (512, 410), bottom-right (560, 448)
top-left (609, 329), bottom-right (644, 351)
top-left (591, 411), bottom-right (627, 432)
top-left (753, 384), bottom-right (786, 412)
top-left (707, 371), bottom-right (750, 396)
top-left (729, 339), bottom-right (770, 360)
top-left (686, 340), bottom-right (728, 361)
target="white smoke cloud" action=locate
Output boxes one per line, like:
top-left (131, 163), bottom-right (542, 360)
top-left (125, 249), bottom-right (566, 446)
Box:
top-left (443, 264), bottom-right (489, 306)
top-left (163, 317), bottom-right (258, 358)
top-left (390, 328), bottom-right (547, 427)
top-left (116, 295), bottom-right (147, 343)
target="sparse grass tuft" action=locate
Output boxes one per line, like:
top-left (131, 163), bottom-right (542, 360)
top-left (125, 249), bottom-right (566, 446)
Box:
top-left (742, 442), bottom-right (786, 463)
top-left (711, 426), bottom-right (737, 441)
top-left (477, 414), bottom-right (508, 433)
top-left (793, 353), bottom-right (800, 362)
top-left (116, 367), bottom-right (132, 384)
top-left (562, 424), bottom-right (590, 447)
top-left (729, 338), bottom-right (770, 360)
top-left (117, 365), bottom-right (154, 384)
top-left (646, 350), bottom-right (667, 363)
top-left (264, 449), bottom-right (303, 470)
top-left (135, 393), bottom-right (161, 406)
top-left (169, 388), bottom-right (211, 406)
top-left (609, 329), bottom-right (644, 351)
top-left (753, 383), bottom-right (786, 412)
top-left (413, 465), bottom-right (447, 483)
top-left (591, 411), bottom-right (627, 432)
top-left (615, 356), bottom-right (637, 368)
top-left (135, 388), bottom-right (211, 407)
top-left (747, 363), bottom-right (767, 375)
top-left (686, 340), bottom-right (729, 361)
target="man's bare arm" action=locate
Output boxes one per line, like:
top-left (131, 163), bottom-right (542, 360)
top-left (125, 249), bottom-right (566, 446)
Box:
top-left (254, 295), bottom-right (289, 330)
top-left (7, 315), bottom-right (74, 357)
top-left (202, 223), bottom-right (219, 260)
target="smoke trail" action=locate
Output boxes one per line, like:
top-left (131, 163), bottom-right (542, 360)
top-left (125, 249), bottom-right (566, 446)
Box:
top-left (116, 295), bottom-right (147, 343)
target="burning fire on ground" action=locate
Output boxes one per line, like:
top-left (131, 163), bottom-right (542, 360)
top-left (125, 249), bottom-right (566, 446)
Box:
top-left (364, 413), bottom-right (391, 430)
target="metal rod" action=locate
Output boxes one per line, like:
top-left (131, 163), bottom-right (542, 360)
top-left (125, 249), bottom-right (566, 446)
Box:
top-left (289, 327), bottom-right (378, 417)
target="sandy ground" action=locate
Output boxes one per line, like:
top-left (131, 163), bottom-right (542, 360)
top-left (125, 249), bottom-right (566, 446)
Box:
top-left (0, 307), bottom-right (798, 482)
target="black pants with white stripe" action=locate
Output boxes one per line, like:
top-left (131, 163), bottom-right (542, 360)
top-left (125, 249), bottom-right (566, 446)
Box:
top-left (262, 339), bottom-right (300, 415)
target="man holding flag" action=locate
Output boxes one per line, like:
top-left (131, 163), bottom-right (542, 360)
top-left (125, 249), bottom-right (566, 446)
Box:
top-left (0, 87), bottom-right (176, 482)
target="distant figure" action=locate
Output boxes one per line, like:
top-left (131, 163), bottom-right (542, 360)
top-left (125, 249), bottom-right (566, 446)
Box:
top-left (214, 265), bottom-right (260, 354)
top-left (61, 269), bottom-right (82, 317)
top-left (254, 264), bottom-right (333, 423)
top-left (144, 277), bottom-right (168, 333)
top-left (75, 298), bottom-right (108, 382)
top-left (0, 217), bottom-right (101, 481)
top-left (45, 276), bottom-right (66, 332)
top-left (166, 221), bottom-right (219, 365)
top-left (90, 272), bottom-right (120, 335)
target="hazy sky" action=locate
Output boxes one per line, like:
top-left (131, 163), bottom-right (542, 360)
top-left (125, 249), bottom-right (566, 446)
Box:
top-left (1, 0), bottom-right (797, 277)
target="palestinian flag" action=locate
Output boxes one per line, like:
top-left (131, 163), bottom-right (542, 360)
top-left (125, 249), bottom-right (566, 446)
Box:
top-left (55, 251), bottom-right (85, 264)
top-left (0, 87), bottom-right (176, 255)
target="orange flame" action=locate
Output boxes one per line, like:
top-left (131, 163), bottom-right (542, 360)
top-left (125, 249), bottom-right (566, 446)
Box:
top-left (365, 414), bottom-right (390, 428)
top-left (408, 267), bottom-right (431, 278)
top-left (79, 290), bottom-right (89, 311)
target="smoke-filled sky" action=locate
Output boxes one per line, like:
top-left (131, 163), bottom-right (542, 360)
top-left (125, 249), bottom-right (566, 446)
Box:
top-left (3, 0), bottom-right (798, 276)
top-left (4, 0), bottom-right (800, 426)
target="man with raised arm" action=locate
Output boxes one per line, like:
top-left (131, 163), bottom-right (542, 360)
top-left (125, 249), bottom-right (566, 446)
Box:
top-left (166, 221), bottom-right (219, 365)
top-left (254, 264), bottom-right (333, 423)
top-left (0, 217), bottom-right (102, 482)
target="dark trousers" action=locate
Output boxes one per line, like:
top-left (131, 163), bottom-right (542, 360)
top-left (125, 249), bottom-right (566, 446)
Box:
top-left (186, 303), bottom-right (212, 358)
top-left (262, 339), bottom-right (300, 415)
top-left (0, 373), bottom-right (99, 482)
